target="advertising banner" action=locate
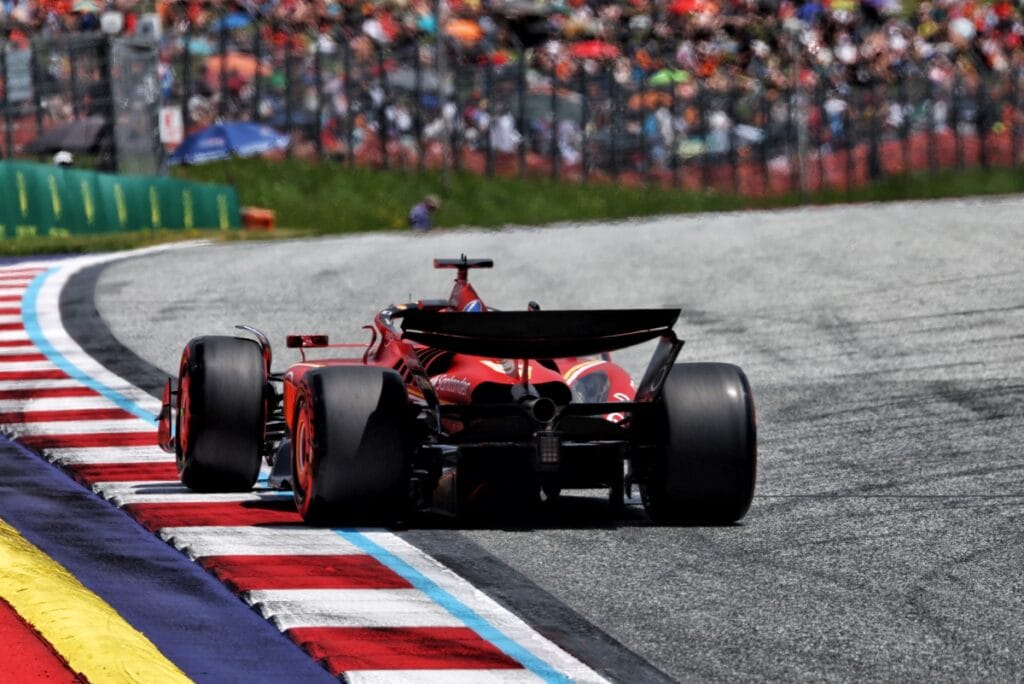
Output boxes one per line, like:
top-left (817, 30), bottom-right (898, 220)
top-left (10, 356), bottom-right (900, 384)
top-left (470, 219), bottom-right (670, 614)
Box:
top-left (0, 161), bottom-right (239, 237)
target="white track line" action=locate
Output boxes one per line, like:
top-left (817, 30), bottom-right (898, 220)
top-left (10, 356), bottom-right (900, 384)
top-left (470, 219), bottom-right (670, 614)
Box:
top-left (246, 588), bottom-right (465, 629)
top-left (161, 526), bottom-right (363, 558)
top-left (0, 396), bottom-right (126, 411)
top-left (0, 347), bottom-right (38, 356)
top-left (346, 671), bottom-right (545, 684)
top-left (46, 446), bottom-right (173, 465)
top-left (0, 378), bottom-right (87, 391)
top-left (96, 484), bottom-right (289, 506)
top-left (0, 360), bottom-right (63, 371)
top-left (4, 419), bottom-right (152, 436)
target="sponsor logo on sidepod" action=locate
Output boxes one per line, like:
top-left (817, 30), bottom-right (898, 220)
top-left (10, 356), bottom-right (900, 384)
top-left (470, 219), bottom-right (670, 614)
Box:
top-left (433, 375), bottom-right (472, 398)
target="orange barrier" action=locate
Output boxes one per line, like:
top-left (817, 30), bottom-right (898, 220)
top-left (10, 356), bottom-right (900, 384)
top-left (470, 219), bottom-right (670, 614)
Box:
top-left (240, 206), bottom-right (276, 230)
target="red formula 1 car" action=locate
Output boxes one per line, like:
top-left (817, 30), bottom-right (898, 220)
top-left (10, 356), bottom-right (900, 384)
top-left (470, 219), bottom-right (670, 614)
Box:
top-left (158, 257), bottom-right (757, 524)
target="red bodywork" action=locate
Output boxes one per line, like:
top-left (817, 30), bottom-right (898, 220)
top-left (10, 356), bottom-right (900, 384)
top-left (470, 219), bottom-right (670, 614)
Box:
top-left (279, 262), bottom-right (636, 439)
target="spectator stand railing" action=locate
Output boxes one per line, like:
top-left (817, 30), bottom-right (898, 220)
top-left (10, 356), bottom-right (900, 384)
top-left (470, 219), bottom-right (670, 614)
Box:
top-left (6, 6), bottom-right (1024, 199)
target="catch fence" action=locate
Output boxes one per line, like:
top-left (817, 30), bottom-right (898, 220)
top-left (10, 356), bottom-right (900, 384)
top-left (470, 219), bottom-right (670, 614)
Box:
top-left (4, 22), bottom-right (1023, 197)
top-left (160, 20), bottom-right (1024, 196)
top-left (0, 31), bottom-right (162, 175)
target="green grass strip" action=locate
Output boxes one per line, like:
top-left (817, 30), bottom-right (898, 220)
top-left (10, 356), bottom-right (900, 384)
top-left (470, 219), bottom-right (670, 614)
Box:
top-left (3, 159), bottom-right (1023, 256)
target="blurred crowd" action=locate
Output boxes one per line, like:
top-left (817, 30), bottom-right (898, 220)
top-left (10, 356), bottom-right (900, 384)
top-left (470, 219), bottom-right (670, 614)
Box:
top-left (6, 0), bottom-right (1021, 82)
top-left (4, 0), bottom-right (1023, 176)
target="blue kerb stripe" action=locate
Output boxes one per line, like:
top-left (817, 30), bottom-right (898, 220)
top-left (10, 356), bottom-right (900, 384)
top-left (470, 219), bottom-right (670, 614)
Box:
top-left (335, 529), bottom-right (571, 683)
top-left (22, 267), bottom-right (158, 424)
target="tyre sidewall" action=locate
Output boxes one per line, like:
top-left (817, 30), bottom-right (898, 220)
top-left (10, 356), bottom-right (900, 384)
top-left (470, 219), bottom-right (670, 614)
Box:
top-left (293, 366), bottom-right (411, 524)
top-left (643, 362), bottom-right (757, 524)
top-left (177, 336), bottom-right (266, 491)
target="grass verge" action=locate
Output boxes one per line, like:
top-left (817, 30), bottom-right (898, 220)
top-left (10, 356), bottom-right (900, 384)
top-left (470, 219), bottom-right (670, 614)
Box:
top-left (3, 159), bottom-right (1022, 256)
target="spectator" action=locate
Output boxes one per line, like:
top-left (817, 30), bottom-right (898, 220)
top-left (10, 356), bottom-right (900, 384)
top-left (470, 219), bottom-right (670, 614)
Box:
top-left (7, 0), bottom-right (1024, 181)
top-left (53, 150), bottom-right (74, 167)
top-left (408, 194), bottom-right (441, 232)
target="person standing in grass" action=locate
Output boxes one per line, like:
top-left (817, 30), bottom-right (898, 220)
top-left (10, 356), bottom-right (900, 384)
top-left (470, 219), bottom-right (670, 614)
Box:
top-left (408, 194), bottom-right (441, 232)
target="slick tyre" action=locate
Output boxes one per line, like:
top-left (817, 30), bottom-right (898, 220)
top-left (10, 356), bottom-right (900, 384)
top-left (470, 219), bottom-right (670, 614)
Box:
top-left (176, 336), bottom-right (266, 492)
top-left (292, 366), bottom-right (411, 525)
top-left (641, 363), bottom-right (757, 525)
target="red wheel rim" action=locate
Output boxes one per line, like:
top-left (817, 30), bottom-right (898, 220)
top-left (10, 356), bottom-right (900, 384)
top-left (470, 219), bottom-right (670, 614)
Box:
top-left (294, 400), bottom-right (314, 513)
top-left (177, 363), bottom-right (192, 458)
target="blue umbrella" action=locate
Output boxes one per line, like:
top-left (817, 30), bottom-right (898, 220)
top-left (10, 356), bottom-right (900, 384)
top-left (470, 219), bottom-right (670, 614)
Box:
top-left (213, 12), bottom-right (252, 31)
top-left (166, 121), bottom-right (290, 165)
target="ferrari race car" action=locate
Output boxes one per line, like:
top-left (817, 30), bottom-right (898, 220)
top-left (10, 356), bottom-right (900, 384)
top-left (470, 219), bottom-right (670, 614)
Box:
top-left (158, 257), bottom-right (757, 524)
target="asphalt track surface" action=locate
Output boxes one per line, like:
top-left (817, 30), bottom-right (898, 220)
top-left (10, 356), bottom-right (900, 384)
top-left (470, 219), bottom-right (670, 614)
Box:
top-left (84, 196), bottom-right (1024, 681)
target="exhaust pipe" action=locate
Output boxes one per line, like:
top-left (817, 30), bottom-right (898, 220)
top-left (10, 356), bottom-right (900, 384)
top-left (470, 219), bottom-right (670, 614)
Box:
top-left (521, 396), bottom-right (558, 424)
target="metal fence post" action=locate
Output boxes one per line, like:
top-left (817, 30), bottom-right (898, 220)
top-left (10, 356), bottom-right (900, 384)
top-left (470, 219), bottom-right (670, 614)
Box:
top-left (218, 20), bottom-right (228, 118)
top-left (484, 55), bottom-right (493, 177)
top-left (608, 69), bottom-right (619, 181)
top-left (952, 72), bottom-right (963, 169)
top-left (785, 82), bottom-right (797, 194)
top-left (579, 68), bottom-right (588, 182)
top-left (377, 42), bottom-right (388, 170)
top-left (639, 91), bottom-right (650, 186)
top-left (898, 80), bottom-right (910, 174)
top-left (1013, 68), bottom-right (1021, 166)
top-left (1, 48), bottom-right (12, 158)
top-left (343, 40), bottom-right (353, 168)
top-left (699, 83), bottom-right (711, 190)
top-left (313, 40), bottom-right (324, 161)
top-left (977, 74), bottom-right (988, 168)
top-left (252, 21), bottom-right (263, 122)
top-left (727, 87), bottom-right (738, 195)
top-left (549, 74), bottom-right (558, 180)
top-left (29, 40), bottom-right (44, 140)
top-left (759, 88), bottom-right (769, 196)
top-left (182, 20), bottom-right (192, 132)
top-left (814, 82), bottom-right (825, 192)
top-left (517, 45), bottom-right (526, 178)
top-left (68, 38), bottom-right (80, 118)
top-left (413, 45), bottom-right (424, 172)
top-left (927, 77), bottom-right (937, 172)
top-left (868, 84), bottom-right (881, 181)
top-left (284, 46), bottom-right (294, 158)
top-left (451, 46), bottom-right (462, 172)
top-left (670, 80), bottom-right (680, 189)
top-left (101, 37), bottom-right (118, 172)
top-left (844, 90), bottom-right (853, 196)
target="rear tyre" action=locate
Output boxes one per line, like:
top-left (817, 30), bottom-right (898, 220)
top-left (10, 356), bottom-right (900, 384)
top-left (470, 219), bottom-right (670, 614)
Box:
top-left (176, 336), bottom-right (266, 492)
top-left (292, 366), bottom-right (411, 525)
top-left (641, 363), bottom-right (757, 525)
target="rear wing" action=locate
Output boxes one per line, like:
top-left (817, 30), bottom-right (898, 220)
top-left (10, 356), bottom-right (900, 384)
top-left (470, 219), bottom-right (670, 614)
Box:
top-left (398, 309), bottom-right (680, 358)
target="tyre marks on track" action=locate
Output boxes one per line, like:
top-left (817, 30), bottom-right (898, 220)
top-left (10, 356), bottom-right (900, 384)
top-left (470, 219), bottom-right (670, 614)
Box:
top-left (0, 258), bottom-right (605, 683)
